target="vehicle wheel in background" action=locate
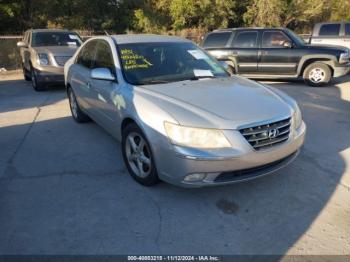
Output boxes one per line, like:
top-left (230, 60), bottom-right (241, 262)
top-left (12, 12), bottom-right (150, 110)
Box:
top-left (22, 65), bottom-right (31, 81)
top-left (67, 87), bottom-right (90, 123)
top-left (303, 62), bottom-right (331, 87)
top-left (122, 123), bottom-right (160, 186)
top-left (31, 67), bottom-right (45, 91)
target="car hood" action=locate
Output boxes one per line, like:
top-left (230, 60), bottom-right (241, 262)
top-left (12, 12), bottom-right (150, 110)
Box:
top-left (33, 46), bottom-right (78, 56)
top-left (137, 76), bottom-right (293, 129)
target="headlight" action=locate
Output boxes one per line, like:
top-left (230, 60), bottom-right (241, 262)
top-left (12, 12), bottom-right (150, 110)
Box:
top-left (164, 122), bottom-right (231, 149)
top-left (37, 53), bottom-right (50, 66)
top-left (339, 52), bottom-right (349, 64)
top-left (294, 105), bottom-right (302, 129)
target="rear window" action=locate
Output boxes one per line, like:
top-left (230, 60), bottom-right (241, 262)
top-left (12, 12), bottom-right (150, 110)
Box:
top-left (202, 32), bottom-right (232, 48)
top-left (232, 31), bottom-right (258, 48)
top-left (345, 24), bottom-right (350, 36)
top-left (319, 24), bottom-right (340, 36)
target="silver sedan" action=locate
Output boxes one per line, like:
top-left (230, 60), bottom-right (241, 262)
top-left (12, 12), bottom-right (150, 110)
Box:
top-left (64, 34), bottom-right (306, 187)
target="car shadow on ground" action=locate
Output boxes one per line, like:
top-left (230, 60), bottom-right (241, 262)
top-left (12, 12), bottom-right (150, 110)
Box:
top-left (0, 77), bottom-right (349, 255)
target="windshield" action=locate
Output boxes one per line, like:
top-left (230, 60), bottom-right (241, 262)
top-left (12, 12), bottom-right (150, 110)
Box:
top-left (118, 42), bottom-right (229, 85)
top-left (32, 32), bottom-right (82, 47)
top-left (285, 29), bottom-right (306, 46)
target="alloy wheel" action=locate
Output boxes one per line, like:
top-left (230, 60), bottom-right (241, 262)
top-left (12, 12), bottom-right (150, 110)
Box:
top-left (125, 132), bottom-right (152, 178)
top-left (309, 68), bottom-right (326, 83)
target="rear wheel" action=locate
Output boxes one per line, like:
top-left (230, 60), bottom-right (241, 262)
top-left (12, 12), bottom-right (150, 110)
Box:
top-left (67, 87), bottom-right (90, 123)
top-left (31, 67), bottom-right (45, 91)
top-left (303, 62), bottom-right (331, 87)
top-left (122, 123), bottom-right (159, 186)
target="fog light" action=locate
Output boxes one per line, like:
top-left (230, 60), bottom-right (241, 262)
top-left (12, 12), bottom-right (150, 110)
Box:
top-left (184, 173), bottom-right (206, 182)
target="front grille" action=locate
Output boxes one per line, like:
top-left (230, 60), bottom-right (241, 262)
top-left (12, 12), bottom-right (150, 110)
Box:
top-left (239, 117), bottom-right (291, 150)
top-left (54, 56), bottom-right (71, 66)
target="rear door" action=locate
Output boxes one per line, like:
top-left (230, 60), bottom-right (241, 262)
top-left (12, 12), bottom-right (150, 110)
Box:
top-left (69, 40), bottom-right (98, 112)
top-left (229, 30), bottom-right (259, 74)
top-left (343, 23), bottom-right (350, 49)
top-left (258, 30), bottom-right (297, 75)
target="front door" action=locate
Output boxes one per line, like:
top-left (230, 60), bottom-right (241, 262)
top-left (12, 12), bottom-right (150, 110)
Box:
top-left (258, 30), bottom-right (297, 75)
top-left (90, 40), bottom-right (121, 135)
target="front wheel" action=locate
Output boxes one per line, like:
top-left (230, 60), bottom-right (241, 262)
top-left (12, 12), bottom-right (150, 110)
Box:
top-left (122, 123), bottom-right (159, 186)
top-left (23, 65), bottom-right (31, 81)
top-left (31, 67), bottom-right (45, 91)
top-left (303, 62), bottom-right (332, 87)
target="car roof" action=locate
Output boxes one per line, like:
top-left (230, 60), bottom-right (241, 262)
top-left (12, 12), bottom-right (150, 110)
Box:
top-left (111, 34), bottom-right (191, 44)
top-left (212, 27), bottom-right (287, 32)
top-left (31, 29), bottom-right (74, 33)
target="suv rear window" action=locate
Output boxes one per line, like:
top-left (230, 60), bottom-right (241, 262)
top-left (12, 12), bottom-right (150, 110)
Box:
top-left (202, 32), bottom-right (232, 48)
top-left (345, 24), bottom-right (350, 36)
top-left (232, 31), bottom-right (258, 48)
top-left (319, 24), bottom-right (340, 36)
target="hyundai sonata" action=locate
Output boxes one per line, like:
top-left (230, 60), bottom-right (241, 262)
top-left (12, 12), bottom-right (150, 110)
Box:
top-left (64, 35), bottom-right (306, 187)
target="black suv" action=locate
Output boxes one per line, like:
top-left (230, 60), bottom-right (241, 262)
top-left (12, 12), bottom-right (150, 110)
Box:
top-left (202, 28), bottom-right (350, 86)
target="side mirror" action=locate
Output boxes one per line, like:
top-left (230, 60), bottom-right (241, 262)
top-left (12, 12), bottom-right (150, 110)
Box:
top-left (91, 68), bottom-right (115, 81)
top-left (283, 41), bottom-right (292, 48)
top-left (17, 41), bottom-right (27, 48)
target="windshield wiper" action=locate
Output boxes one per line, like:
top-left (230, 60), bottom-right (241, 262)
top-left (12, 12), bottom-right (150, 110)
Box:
top-left (138, 80), bottom-right (173, 85)
top-left (190, 75), bottom-right (216, 80)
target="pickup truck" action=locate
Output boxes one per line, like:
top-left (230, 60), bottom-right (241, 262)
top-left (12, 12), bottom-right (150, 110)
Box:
top-left (310, 22), bottom-right (350, 49)
top-left (202, 27), bottom-right (350, 86)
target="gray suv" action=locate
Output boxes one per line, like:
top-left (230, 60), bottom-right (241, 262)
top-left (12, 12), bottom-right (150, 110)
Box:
top-left (17, 29), bottom-right (82, 91)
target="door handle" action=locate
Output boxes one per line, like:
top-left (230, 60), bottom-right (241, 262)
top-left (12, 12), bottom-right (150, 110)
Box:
top-left (259, 51), bottom-right (268, 55)
top-left (86, 81), bottom-right (91, 89)
top-left (313, 39), bottom-right (322, 42)
top-left (344, 39), bottom-right (350, 42)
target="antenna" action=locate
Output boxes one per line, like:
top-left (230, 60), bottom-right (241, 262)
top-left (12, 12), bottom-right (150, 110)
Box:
top-left (104, 30), bottom-right (110, 36)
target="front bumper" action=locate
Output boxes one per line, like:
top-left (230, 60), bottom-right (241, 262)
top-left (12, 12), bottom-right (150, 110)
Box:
top-left (33, 66), bottom-right (64, 84)
top-left (333, 62), bottom-right (350, 77)
top-left (155, 121), bottom-right (306, 187)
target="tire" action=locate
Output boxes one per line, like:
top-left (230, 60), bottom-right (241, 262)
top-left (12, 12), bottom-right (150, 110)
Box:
top-left (67, 87), bottom-right (90, 123)
top-left (303, 62), bottom-right (332, 87)
top-left (23, 65), bottom-right (31, 81)
top-left (30, 66), bottom-right (45, 91)
top-left (122, 123), bottom-right (160, 186)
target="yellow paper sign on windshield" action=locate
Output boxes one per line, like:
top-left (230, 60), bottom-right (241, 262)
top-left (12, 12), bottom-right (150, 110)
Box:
top-left (121, 49), bottom-right (153, 70)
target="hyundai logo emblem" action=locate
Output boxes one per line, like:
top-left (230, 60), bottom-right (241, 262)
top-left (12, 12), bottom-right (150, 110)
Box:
top-left (268, 128), bottom-right (279, 139)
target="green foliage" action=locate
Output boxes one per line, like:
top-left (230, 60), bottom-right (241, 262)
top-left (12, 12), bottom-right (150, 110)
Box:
top-left (1, 0), bottom-right (350, 35)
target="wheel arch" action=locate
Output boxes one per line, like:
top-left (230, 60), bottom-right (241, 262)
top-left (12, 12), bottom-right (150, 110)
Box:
top-left (298, 56), bottom-right (336, 77)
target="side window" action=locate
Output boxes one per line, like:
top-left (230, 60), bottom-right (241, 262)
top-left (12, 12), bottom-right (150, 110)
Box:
top-left (262, 31), bottom-right (290, 48)
top-left (76, 40), bottom-right (98, 68)
top-left (319, 24), bottom-right (341, 36)
top-left (92, 41), bottom-right (115, 74)
top-left (231, 31), bottom-right (258, 48)
top-left (345, 24), bottom-right (350, 36)
top-left (202, 32), bottom-right (232, 48)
